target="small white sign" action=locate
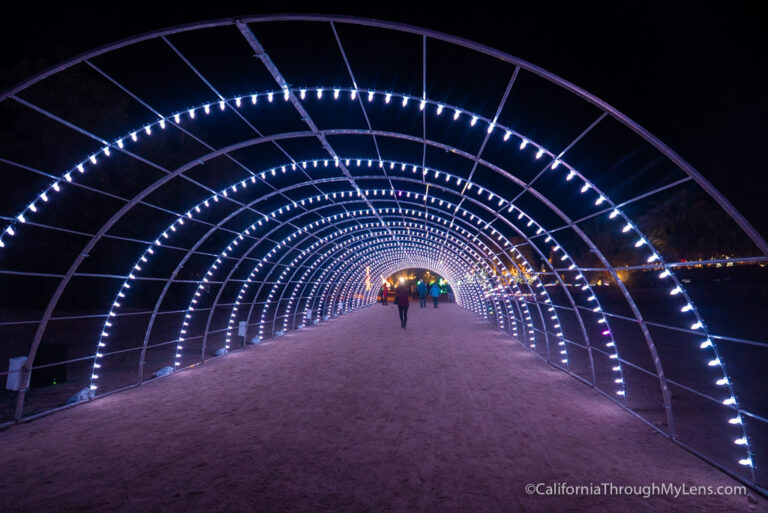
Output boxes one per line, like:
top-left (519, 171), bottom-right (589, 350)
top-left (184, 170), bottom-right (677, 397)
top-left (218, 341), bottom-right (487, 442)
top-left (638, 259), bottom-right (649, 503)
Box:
top-left (6, 356), bottom-right (30, 391)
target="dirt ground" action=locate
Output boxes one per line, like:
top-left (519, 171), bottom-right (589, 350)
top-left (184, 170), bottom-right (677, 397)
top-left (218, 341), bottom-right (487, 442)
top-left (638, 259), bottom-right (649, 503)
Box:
top-left (0, 302), bottom-right (764, 512)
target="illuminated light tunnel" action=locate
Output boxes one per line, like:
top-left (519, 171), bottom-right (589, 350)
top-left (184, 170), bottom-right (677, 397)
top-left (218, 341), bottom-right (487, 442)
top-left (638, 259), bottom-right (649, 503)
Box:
top-left (0, 14), bottom-right (766, 502)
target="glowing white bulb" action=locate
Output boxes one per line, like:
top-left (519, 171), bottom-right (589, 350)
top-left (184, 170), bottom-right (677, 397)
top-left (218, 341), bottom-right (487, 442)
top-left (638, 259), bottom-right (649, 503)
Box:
top-left (452, 109), bottom-right (460, 120)
top-left (351, 89), bottom-right (357, 100)
top-left (188, 109), bottom-right (195, 119)
top-left (504, 130), bottom-right (511, 141)
top-left (723, 397), bottom-right (736, 405)
top-left (551, 159), bottom-right (560, 169)
top-left (470, 115), bottom-right (478, 126)
top-left (580, 183), bottom-right (590, 193)
top-left (734, 438), bottom-right (747, 445)
top-left (487, 122), bottom-right (495, 133)
top-left (251, 94), bottom-right (257, 104)
top-left (204, 104), bottom-right (211, 114)
top-left (117, 139), bottom-right (124, 149)
top-left (52, 182), bottom-right (60, 192)
top-left (219, 100), bottom-right (225, 110)
top-left (368, 91), bottom-right (374, 102)
top-left (334, 89), bottom-right (340, 99)
top-left (699, 339), bottom-right (713, 349)
top-left (159, 119), bottom-right (166, 129)
top-left (235, 97), bottom-right (242, 107)
top-left (670, 286), bottom-right (681, 295)
top-left (385, 93), bottom-right (391, 103)
top-left (681, 304), bottom-right (693, 312)
top-left (317, 88), bottom-right (323, 99)
top-left (437, 104), bottom-right (444, 115)
top-left (90, 155), bottom-right (97, 164)
top-left (707, 358), bottom-right (720, 366)
top-left (691, 321), bottom-right (703, 330)
top-left (729, 416), bottom-right (742, 424)
top-left (609, 209), bottom-right (619, 218)
top-left (420, 99), bottom-right (426, 110)
top-left (300, 89), bottom-right (306, 99)
top-left (659, 270), bottom-right (671, 278)
top-left (267, 92), bottom-right (273, 102)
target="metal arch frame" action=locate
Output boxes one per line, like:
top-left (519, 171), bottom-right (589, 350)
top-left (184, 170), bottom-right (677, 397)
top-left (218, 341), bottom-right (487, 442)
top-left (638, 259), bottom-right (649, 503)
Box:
top-left (225, 204), bottom-right (569, 375)
top-left (322, 215), bottom-right (562, 365)
top-left (250, 232), bottom-right (482, 332)
top-left (3, 44), bottom-right (764, 436)
top-left (330, 238), bottom-right (500, 327)
top-left (297, 235), bottom-right (479, 317)
top-left (296, 231), bottom-right (488, 324)
top-left (70, 123), bottom-right (649, 401)
top-left (0, 14), bottom-right (761, 490)
top-left (287, 220), bottom-right (500, 330)
top-left (186, 189), bottom-right (552, 355)
top-left (30, 95), bottom-right (732, 432)
top-left (0, 144), bottom-right (712, 404)
top-left (107, 147), bottom-right (619, 381)
top-left (311, 211), bottom-right (549, 351)
top-left (241, 219), bottom-right (492, 340)
top-left (224, 127), bottom-right (682, 438)
top-left (263, 220), bottom-right (507, 336)
top-left (96, 176), bottom-right (728, 412)
top-left (302, 237), bottom-right (482, 317)
top-left (6, 125), bottom-right (752, 476)
top-left (329, 244), bottom-right (477, 313)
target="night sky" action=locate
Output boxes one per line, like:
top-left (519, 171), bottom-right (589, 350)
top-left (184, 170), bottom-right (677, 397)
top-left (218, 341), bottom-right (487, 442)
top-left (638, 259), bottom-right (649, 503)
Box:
top-left (1, 2), bottom-right (766, 237)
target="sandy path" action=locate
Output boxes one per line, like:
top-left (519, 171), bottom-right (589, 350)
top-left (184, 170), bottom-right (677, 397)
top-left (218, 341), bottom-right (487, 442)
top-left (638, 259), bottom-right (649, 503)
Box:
top-left (0, 303), bottom-right (763, 512)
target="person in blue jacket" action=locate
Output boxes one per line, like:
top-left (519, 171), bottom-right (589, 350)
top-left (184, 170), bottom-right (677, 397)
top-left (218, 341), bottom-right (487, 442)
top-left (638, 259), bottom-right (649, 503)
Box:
top-left (417, 280), bottom-right (427, 308)
top-left (430, 282), bottom-right (441, 308)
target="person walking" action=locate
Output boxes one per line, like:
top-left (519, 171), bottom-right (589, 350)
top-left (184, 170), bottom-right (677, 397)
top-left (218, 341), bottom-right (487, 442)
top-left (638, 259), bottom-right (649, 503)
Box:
top-left (417, 280), bottom-right (427, 308)
top-left (395, 281), bottom-right (410, 328)
top-left (381, 283), bottom-right (389, 305)
top-left (430, 282), bottom-right (441, 308)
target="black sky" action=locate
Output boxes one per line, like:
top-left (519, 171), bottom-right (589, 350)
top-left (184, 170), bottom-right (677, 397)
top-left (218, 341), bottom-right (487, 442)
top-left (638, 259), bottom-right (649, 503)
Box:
top-left (1, 2), bottom-right (766, 237)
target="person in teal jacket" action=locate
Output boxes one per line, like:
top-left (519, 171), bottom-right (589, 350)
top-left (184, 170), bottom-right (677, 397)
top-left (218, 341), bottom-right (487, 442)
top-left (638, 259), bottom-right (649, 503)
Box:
top-left (430, 282), bottom-right (441, 308)
top-left (417, 280), bottom-right (427, 308)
